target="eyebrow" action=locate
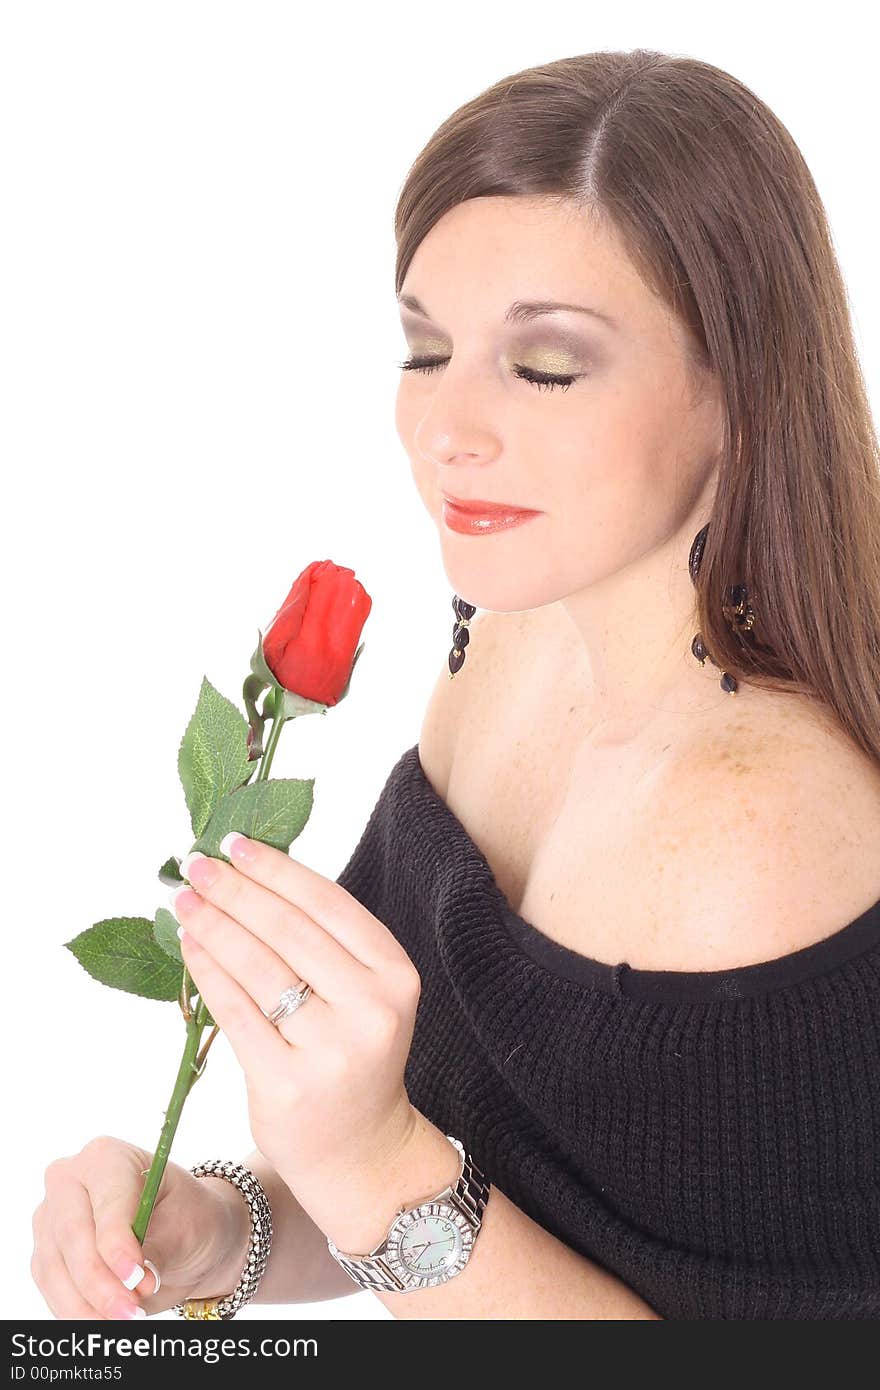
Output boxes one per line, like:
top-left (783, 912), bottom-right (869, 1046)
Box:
top-left (397, 293), bottom-right (619, 331)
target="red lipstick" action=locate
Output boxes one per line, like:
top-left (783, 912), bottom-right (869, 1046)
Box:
top-left (441, 494), bottom-right (541, 537)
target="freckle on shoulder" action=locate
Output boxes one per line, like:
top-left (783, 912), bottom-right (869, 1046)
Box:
top-left (633, 695), bottom-right (880, 969)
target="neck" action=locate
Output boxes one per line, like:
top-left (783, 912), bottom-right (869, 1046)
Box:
top-left (555, 522), bottom-right (722, 747)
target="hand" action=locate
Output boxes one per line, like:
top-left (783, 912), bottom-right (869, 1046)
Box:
top-left (173, 835), bottom-right (423, 1232)
top-left (30, 1135), bottom-right (251, 1320)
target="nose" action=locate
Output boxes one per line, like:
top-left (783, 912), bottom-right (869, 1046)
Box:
top-left (411, 359), bottom-right (503, 464)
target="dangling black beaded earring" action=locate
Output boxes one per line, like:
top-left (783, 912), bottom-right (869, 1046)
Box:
top-left (448, 595), bottom-right (476, 678)
top-left (688, 523), bottom-right (757, 696)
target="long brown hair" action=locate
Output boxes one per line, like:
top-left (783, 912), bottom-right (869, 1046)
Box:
top-left (393, 50), bottom-right (880, 767)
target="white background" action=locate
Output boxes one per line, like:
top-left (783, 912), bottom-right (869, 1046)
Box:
top-left (2, 1), bottom-right (876, 1323)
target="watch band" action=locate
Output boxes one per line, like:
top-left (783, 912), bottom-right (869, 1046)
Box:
top-left (326, 1134), bottom-right (490, 1293)
top-left (452, 1142), bottom-right (492, 1226)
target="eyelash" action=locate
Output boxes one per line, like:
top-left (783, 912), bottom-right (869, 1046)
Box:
top-left (396, 355), bottom-right (581, 393)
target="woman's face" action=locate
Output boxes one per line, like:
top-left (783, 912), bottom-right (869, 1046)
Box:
top-left (395, 195), bottom-right (724, 614)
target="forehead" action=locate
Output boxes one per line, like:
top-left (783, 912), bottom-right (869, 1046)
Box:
top-left (400, 195), bottom-right (650, 325)
top-left (398, 196), bottom-right (694, 363)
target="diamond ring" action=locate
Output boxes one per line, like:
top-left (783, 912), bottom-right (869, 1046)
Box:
top-left (265, 982), bottom-right (312, 1027)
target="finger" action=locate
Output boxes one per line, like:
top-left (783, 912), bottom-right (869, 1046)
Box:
top-left (173, 891), bottom-right (334, 1037)
top-left (85, 1172), bottom-right (159, 1299)
top-left (179, 928), bottom-right (295, 1075)
top-left (35, 1232), bottom-right (144, 1321)
top-left (171, 881), bottom-right (359, 1006)
top-left (215, 834), bottom-right (403, 970)
top-left (32, 1239), bottom-right (107, 1320)
top-left (52, 1179), bottom-right (148, 1319)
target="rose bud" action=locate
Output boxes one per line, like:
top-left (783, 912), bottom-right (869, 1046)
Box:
top-left (262, 560), bottom-right (372, 706)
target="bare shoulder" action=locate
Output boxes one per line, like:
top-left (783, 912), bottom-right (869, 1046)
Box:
top-left (417, 608), bottom-right (530, 799)
top-left (637, 695), bottom-right (880, 969)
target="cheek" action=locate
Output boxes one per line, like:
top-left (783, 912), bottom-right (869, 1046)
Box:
top-left (395, 391), bottom-right (435, 508)
top-left (411, 462), bottom-right (438, 520)
top-left (394, 381), bottom-right (426, 451)
top-left (559, 389), bottom-right (678, 501)
top-left (396, 386), bottom-right (426, 452)
top-left (409, 454), bottom-right (441, 523)
top-left (393, 384), bottom-right (409, 443)
top-left (546, 405), bottom-right (680, 553)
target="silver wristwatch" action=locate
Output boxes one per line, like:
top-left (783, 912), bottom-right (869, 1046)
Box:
top-left (326, 1134), bottom-right (490, 1292)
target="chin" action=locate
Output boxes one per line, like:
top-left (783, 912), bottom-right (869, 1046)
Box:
top-left (438, 564), bottom-right (543, 616)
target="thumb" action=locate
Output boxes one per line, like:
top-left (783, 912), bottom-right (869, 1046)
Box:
top-left (88, 1155), bottom-right (161, 1297)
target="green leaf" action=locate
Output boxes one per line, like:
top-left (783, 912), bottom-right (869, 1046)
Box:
top-left (248, 628), bottom-right (329, 727)
top-left (158, 855), bottom-right (183, 887)
top-left (243, 632), bottom-right (287, 761)
top-left (178, 677), bottom-right (254, 838)
top-left (278, 687), bottom-right (329, 719)
top-left (242, 670), bottom-right (271, 763)
top-left (65, 917), bottom-right (183, 1001)
top-left (153, 907), bottom-right (183, 962)
top-left (195, 998), bottom-right (217, 1029)
top-left (194, 776), bottom-right (315, 858)
top-left (248, 627), bottom-right (278, 690)
top-left (333, 640), bottom-right (365, 706)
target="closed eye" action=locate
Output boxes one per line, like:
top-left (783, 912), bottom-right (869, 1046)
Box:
top-left (396, 355), bottom-right (582, 393)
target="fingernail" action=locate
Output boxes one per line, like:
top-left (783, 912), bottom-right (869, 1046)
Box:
top-left (168, 884), bottom-right (200, 916)
top-left (142, 1258), bottom-right (161, 1295)
top-left (219, 831), bottom-right (253, 861)
top-left (118, 1259), bottom-right (144, 1290)
top-left (179, 851), bottom-right (208, 881)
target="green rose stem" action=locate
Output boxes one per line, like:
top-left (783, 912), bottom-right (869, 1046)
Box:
top-left (130, 1000), bottom-right (211, 1244)
top-left (253, 687), bottom-right (285, 782)
top-left (130, 684), bottom-right (288, 1247)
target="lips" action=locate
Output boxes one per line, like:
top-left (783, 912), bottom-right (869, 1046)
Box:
top-left (442, 494), bottom-right (537, 516)
top-left (441, 495), bottom-right (540, 537)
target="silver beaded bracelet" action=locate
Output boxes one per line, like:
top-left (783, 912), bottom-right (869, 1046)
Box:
top-left (173, 1159), bottom-right (273, 1320)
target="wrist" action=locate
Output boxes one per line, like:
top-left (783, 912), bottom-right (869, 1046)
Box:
top-left (186, 1174), bottom-right (253, 1299)
top-left (316, 1110), bottom-right (460, 1255)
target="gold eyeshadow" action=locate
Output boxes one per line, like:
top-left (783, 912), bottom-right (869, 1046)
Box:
top-left (507, 344), bottom-right (585, 374)
top-left (402, 330), bottom-right (595, 374)
top-left (405, 335), bottom-right (450, 356)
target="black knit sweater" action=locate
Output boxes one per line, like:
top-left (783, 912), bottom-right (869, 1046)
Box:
top-left (335, 743), bottom-right (880, 1319)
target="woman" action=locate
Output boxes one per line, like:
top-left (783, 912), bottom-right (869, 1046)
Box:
top-left (31, 49), bottom-right (880, 1320)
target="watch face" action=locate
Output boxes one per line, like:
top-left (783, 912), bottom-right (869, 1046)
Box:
top-left (386, 1201), bottom-right (475, 1288)
top-left (399, 1212), bottom-right (462, 1276)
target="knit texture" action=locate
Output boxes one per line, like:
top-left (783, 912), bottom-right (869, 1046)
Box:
top-left (335, 744), bottom-right (880, 1319)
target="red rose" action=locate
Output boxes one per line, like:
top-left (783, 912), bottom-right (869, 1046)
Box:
top-left (262, 560), bottom-right (372, 706)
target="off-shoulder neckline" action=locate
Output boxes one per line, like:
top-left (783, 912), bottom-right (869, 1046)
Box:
top-left (406, 743), bottom-right (880, 1002)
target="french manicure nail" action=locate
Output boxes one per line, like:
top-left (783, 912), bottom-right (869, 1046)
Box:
top-left (179, 851), bottom-right (208, 881)
top-left (120, 1261), bottom-right (144, 1290)
top-left (168, 884), bottom-right (198, 915)
top-left (219, 831), bottom-right (253, 861)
